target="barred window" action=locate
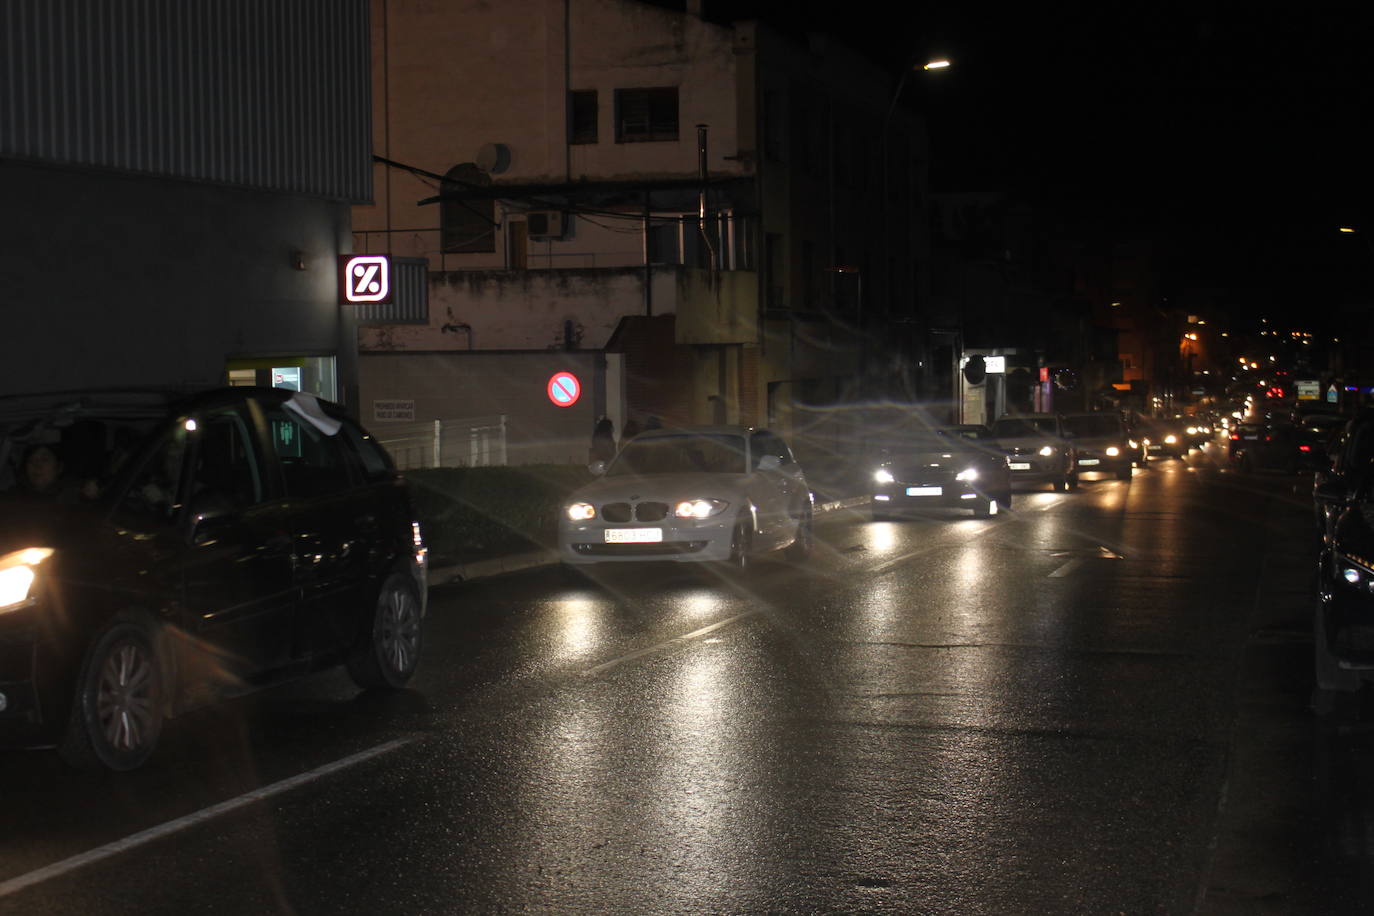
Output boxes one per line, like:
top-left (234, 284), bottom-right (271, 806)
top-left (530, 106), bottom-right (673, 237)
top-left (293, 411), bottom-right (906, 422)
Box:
top-left (615, 87), bottom-right (678, 143)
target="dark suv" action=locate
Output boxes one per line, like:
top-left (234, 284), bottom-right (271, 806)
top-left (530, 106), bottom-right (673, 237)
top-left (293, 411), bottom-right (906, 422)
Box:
top-left (0, 388), bottom-right (428, 770)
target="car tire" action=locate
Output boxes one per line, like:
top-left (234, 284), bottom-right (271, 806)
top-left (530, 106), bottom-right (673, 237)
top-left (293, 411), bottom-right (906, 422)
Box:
top-left (347, 575), bottom-right (424, 690)
top-left (726, 517), bottom-right (752, 572)
top-left (973, 497), bottom-right (996, 518)
top-left (1067, 471), bottom-right (1080, 491)
top-left (997, 490), bottom-right (1012, 511)
top-left (1116, 466), bottom-right (1132, 481)
top-left (59, 614), bottom-right (166, 772)
top-left (871, 503), bottom-right (892, 522)
top-left (785, 506), bottom-right (814, 561)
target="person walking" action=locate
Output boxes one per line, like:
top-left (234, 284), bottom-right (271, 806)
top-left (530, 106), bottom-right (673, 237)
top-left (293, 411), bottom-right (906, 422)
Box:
top-left (590, 416), bottom-right (616, 464)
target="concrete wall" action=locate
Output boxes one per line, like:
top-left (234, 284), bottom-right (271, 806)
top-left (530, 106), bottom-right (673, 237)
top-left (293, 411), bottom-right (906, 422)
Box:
top-left (358, 350), bottom-right (608, 466)
top-left (2, 160), bottom-right (352, 396)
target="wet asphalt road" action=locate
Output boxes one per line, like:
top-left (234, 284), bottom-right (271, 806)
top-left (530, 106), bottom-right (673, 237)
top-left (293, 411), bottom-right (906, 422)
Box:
top-left (1, 444), bottom-right (1367, 914)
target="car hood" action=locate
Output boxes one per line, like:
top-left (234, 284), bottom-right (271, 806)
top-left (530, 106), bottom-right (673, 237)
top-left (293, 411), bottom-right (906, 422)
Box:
top-left (1071, 435), bottom-right (1125, 449)
top-left (883, 449), bottom-right (996, 471)
top-left (570, 472), bottom-right (756, 505)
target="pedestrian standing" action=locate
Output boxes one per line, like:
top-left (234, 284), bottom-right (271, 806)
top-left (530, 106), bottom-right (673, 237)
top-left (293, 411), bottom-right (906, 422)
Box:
top-left (590, 416), bottom-right (616, 464)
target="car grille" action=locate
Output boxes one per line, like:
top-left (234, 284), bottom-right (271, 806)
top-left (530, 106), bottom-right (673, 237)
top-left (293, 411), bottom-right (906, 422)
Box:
top-left (601, 501), bottom-right (670, 522)
top-left (573, 541), bottom-right (709, 556)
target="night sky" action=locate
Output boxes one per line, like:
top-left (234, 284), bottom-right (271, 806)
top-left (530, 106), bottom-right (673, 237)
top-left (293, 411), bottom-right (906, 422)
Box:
top-left (707, 0), bottom-right (1374, 324)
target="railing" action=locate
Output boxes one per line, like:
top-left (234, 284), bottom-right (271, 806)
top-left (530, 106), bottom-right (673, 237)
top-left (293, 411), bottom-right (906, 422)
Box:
top-left (374, 415), bottom-right (508, 470)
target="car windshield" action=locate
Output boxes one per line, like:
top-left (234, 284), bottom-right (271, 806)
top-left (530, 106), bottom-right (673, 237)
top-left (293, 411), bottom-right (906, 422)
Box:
top-left (993, 417), bottom-right (1058, 437)
top-left (884, 429), bottom-right (988, 457)
top-left (1063, 415), bottom-right (1120, 437)
top-left (606, 433), bottom-right (747, 476)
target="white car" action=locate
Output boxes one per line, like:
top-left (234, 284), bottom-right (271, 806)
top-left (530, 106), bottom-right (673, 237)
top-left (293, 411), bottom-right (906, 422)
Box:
top-left (559, 426), bottom-right (814, 569)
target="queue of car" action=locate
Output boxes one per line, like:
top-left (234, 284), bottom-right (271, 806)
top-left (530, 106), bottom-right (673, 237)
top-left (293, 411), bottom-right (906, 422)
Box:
top-left (0, 388), bottom-right (429, 771)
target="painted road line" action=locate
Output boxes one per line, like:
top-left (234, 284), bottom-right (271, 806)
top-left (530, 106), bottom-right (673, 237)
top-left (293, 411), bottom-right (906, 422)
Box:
top-left (581, 612), bottom-right (759, 678)
top-left (1049, 558), bottom-right (1084, 577)
top-left (0, 738), bottom-right (412, 899)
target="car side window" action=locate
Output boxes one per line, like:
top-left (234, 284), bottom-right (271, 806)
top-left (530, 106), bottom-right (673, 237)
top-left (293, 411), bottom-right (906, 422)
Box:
top-left (751, 431), bottom-right (791, 469)
top-left (114, 424), bottom-right (190, 529)
top-left (187, 407), bottom-right (263, 513)
top-left (339, 421), bottom-right (395, 482)
top-left (262, 406), bottom-right (356, 498)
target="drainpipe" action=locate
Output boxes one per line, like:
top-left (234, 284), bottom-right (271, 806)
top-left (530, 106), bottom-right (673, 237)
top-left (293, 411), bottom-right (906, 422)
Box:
top-left (697, 124), bottom-right (716, 278)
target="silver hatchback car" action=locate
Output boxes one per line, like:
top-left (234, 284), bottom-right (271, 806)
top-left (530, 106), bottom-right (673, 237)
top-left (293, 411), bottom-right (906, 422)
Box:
top-left (558, 426), bottom-right (814, 569)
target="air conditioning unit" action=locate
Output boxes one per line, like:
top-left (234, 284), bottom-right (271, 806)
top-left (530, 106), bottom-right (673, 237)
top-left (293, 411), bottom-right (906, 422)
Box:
top-left (526, 210), bottom-right (566, 239)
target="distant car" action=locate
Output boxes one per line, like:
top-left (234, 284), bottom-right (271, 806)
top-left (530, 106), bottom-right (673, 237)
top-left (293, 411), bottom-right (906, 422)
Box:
top-left (870, 425), bottom-right (1011, 519)
top-left (558, 426), bottom-right (813, 570)
top-left (1141, 417), bottom-right (1188, 460)
top-left (1061, 412), bottom-right (1134, 480)
top-left (1229, 421), bottom-right (1325, 474)
top-left (0, 388), bottom-right (429, 771)
top-left (990, 413), bottom-right (1078, 491)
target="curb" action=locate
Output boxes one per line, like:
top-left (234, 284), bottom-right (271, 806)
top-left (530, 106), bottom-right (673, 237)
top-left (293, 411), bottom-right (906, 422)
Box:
top-left (431, 490), bottom-right (871, 586)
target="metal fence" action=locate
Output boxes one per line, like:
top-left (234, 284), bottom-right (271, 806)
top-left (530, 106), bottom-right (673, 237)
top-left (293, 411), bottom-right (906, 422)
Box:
top-left (373, 415), bottom-right (508, 470)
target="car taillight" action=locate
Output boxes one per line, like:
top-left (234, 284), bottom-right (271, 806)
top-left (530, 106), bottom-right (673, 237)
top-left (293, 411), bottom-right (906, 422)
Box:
top-left (1299, 445), bottom-right (1311, 452)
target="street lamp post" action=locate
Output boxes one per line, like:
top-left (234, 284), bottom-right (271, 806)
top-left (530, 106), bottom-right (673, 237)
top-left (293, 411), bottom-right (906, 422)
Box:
top-left (879, 57), bottom-right (950, 399)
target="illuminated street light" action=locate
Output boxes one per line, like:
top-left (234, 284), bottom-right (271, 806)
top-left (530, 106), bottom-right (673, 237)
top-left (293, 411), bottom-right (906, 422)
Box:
top-left (923, 59), bottom-right (952, 70)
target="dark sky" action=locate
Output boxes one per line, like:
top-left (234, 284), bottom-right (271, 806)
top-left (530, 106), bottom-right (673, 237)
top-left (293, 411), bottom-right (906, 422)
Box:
top-left (708, 0), bottom-right (1374, 318)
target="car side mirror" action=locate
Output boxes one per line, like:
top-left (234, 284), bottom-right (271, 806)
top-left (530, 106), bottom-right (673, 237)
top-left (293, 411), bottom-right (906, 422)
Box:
top-left (587, 459), bottom-right (607, 476)
top-left (187, 491), bottom-right (236, 544)
top-left (756, 454), bottom-right (782, 472)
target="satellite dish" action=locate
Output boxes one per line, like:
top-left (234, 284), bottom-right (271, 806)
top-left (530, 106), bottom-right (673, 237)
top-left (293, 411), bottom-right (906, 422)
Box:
top-left (962, 354), bottom-right (987, 385)
top-left (475, 142), bottom-right (512, 174)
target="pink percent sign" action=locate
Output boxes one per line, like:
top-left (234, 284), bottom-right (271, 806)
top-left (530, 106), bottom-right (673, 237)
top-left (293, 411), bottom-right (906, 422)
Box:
top-left (547, 371), bottom-right (581, 407)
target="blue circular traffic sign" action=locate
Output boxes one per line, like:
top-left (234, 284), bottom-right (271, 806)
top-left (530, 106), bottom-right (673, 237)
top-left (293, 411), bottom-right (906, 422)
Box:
top-left (547, 371), bottom-right (581, 407)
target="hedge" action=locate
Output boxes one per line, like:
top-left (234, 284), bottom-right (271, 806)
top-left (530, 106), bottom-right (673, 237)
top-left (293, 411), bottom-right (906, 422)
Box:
top-left (404, 464), bottom-right (594, 567)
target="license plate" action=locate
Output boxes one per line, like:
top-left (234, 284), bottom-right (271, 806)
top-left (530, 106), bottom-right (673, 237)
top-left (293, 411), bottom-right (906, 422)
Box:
top-left (1079, 458), bottom-right (1100, 466)
top-left (1010, 462), bottom-right (1031, 470)
top-left (605, 528), bottom-right (663, 543)
top-left (906, 486), bottom-right (942, 496)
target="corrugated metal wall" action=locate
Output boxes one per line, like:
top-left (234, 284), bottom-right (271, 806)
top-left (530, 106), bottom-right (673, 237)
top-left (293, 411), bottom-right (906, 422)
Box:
top-left (355, 258), bottom-right (429, 324)
top-left (0, 0), bottom-right (371, 202)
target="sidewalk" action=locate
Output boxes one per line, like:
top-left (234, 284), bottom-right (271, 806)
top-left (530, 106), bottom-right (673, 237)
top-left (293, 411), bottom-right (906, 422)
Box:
top-left (429, 488), bottom-right (871, 587)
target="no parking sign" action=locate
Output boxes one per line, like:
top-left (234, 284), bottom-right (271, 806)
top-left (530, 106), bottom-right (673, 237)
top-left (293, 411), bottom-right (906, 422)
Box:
top-left (547, 371), bottom-right (581, 407)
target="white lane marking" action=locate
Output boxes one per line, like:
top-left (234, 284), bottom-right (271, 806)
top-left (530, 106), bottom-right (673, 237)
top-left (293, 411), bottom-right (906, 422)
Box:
top-left (581, 612), bottom-right (757, 678)
top-left (0, 738), bottom-right (411, 899)
top-left (869, 521), bottom-right (1003, 575)
top-left (1049, 558), bottom-right (1084, 578)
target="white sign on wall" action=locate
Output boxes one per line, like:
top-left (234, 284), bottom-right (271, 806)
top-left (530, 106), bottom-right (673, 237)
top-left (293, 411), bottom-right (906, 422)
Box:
top-left (373, 399), bottom-right (415, 421)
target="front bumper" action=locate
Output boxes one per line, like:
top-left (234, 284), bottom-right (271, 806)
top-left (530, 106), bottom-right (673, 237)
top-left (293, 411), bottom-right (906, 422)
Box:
top-left (872, 479), bottom-right (992, 513)
top-left (1075, 451), bottom-right (1132, 473)
top-left (559, 516), bottom-right (736, 564)
top-left (1004, 455), bottom-right (1066, 483)
top-left (1319, 584), bottom-right (1374, 671)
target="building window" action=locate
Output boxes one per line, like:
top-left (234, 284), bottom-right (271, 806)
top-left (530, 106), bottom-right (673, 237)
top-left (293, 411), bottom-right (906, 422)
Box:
top-left (569, 90), bottom-right (598, 144)
top-left (615, 87), bottom-right (679, 143)
top-left (441, 164), bottom-right (495, 253)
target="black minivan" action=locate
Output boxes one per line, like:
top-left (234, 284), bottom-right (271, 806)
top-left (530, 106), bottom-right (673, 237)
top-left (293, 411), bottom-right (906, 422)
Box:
top-left (0, 387), bottom-right (428, 770)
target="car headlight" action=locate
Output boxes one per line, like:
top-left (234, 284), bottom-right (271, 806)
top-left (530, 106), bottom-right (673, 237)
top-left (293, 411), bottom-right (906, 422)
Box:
top-left (1038, 445), bottom-right (1054, 457)
top-left (1164, 434), bottom-right (1178, 444)
top-left (1129, 439), bottom-right (1140, 449)
top-left (955, 468), bottom-right (979, 482)
top-left (567, 502), bottom-right (597, 521)
top-left (1187, 426), bottom-right (1199, 435)
top-left (675, 498), bottom-right (729, 519)
top-left (1336, 554), bottom-right (1374, 593)
top-left (0, 548), bottom-right (53, 614)
top-left (1106, 446), bottom-right (1120, 457)
top-left (874, 468), bottom-right (895, 484)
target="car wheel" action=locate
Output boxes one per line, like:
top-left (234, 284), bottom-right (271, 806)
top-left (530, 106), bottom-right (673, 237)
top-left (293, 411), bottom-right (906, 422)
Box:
top-left (1067, 472), bottom-right (1080, 491)
top-left (973, 496), bottom-right (995, 518)
top-left (997, 490), bottom-right (1012, 511)
top-left (726, 517), bottom-right (752, 571)
top-left (871, 503), bottom-right (892, 522)
top-left (785, 506), bottom-right (814, 560)
top-left (1116, 465), bottom-right (1132, 481)
top-left (347, 575), bottom-right (424, 690)
top-left (60, 615), bottom-right (165, 772)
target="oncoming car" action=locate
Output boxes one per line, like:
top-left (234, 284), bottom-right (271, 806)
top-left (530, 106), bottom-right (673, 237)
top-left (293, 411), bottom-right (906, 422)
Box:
top-left (871, 425), bottom-right (1011, 519)
top-left (991, 413), bottom-right (1078, 491)
top-left (558, 426), bottom-right (813, 569)
top-left (0, 388), bottom-right (428, 771)
top-left (1062, 412), bottom-right (1135, 481)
